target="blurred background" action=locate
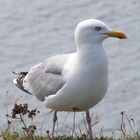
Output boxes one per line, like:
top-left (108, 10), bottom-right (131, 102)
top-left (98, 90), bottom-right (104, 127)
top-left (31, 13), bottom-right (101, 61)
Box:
top-left (0, 0), bottom-right (140, 136)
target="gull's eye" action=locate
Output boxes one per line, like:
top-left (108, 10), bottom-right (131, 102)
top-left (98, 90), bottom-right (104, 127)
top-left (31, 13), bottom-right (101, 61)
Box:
top-left (95, 26), bottom-right (102, 31)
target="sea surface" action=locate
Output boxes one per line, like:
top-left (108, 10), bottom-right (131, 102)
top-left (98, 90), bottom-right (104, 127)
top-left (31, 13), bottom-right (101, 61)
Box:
top-left (0, 0), bottom-right (140, 136)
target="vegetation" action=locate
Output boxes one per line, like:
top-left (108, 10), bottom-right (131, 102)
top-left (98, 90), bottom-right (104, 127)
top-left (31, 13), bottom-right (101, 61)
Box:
top-left (0, 101), bottom-right (140, 140)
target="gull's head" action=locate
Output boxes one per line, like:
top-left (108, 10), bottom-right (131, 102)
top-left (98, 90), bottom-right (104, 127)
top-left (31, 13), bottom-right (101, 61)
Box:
top-left (75, 19), bottom-right (127, 46)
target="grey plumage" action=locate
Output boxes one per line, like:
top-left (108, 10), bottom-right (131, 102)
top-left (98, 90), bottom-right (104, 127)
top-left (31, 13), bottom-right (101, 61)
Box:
top-left (13, 54), bottom-right (73, 101)
top-left (12, 72), bottom-right (31, 94)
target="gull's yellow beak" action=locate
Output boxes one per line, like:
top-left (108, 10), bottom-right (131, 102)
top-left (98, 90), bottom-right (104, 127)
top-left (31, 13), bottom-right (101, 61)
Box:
top-left (105, 30), bottom-right (127, 39)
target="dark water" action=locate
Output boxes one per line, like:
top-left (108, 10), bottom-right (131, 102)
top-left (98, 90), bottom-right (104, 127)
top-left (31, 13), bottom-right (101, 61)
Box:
top-left (0, 0), bottom-right (140, 136)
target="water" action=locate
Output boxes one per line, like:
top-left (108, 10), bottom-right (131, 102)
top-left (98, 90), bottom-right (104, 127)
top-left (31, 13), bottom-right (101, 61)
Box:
top-left (0, 0), bottom-right (140, 136)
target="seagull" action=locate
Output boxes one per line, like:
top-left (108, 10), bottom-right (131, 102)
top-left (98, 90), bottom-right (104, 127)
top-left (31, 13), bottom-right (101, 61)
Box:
top-left (13, 19), bottom-right (127, 139)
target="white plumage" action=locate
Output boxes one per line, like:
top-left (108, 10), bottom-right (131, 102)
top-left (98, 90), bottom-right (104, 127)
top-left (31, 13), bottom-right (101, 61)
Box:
top-left (13, 19), bottom-right (127, 139)
top-left (13, 19), bottom-right (127, 112)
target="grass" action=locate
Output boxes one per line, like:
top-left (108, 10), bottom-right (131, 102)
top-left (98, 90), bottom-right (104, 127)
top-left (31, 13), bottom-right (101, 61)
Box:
top-left (0, 101), bottom-right (140, 140)
top-left (1, 131), bottom-right (140, 140)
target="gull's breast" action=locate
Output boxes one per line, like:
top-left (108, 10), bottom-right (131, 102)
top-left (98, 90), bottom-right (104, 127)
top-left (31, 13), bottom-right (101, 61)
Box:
top-left (45, 50), bottom-right (108, 111)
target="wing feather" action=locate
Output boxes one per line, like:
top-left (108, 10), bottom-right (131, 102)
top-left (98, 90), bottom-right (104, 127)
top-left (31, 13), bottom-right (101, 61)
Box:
top-left (22, 54), bottom-right (72, 101)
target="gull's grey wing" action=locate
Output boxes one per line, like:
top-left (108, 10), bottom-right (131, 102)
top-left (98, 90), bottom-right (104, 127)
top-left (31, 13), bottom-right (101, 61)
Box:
top-left (20, 54), bottom-right (72, 101)
top-left (13, 72), bottom-right (31, 94)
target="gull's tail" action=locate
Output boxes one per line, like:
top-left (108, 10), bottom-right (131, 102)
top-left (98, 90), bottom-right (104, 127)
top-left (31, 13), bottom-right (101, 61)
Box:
top-left (12, 71), bottom-right (31, 95)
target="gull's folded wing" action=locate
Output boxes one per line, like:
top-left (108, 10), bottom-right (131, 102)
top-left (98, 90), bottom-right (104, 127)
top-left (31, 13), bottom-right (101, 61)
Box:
top-left (13, 54), bottom-right (72, 101)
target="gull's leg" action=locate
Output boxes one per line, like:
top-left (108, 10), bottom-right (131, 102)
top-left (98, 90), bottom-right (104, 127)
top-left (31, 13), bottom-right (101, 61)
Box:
top-left (52, 110), bottom-right (57, 139)
top-left (72, 107), bottom-right (79, 136)
top-left (86, 110), bottom-right (93, 140)
top-left (72, 111), bottom-right (76, 136)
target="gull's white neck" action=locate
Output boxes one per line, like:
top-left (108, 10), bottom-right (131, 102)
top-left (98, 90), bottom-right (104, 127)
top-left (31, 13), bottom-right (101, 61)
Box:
top-left (76, 43), bottom-right (107, 64)
top-left (77, 42), bottom-right (103, 52)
